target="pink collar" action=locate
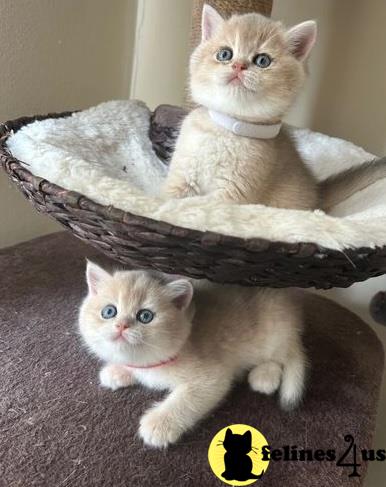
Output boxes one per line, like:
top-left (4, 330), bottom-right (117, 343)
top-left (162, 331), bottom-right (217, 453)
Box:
top-left (125, 355), bottom-right (178, 369)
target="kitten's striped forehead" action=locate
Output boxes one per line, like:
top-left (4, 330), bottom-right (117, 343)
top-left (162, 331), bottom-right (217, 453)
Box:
top-left (120, 274), bottom-right (148, 305)
top-left (106, 271), bottom-right (164, 311)
top-left (218, 13), bottom-right (284, 57)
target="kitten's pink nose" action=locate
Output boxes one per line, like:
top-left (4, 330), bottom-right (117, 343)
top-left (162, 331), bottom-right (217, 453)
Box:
top-left (115, 320), bottom-right (130, 332)
top-left (232, 62), bottom-right (248, 72)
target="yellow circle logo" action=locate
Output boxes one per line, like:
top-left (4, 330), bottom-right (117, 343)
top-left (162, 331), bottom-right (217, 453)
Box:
top-left (208, 424), bottom-right (270, 485)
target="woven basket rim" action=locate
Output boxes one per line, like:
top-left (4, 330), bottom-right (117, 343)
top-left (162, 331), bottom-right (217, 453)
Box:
top-left (2, 109), bottom-right (386, 288)
top-left (0, 110), bottom-right (351, 255)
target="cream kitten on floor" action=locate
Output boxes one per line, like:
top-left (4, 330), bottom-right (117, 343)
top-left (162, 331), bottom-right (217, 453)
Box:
top-left (163, 5), bottom-right (386, 211)
top-left (79, 261), bottom-right (306, 448)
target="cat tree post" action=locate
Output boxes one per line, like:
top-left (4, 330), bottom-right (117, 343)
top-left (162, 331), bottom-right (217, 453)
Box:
top-left (189, 0), bottom-right (273, 51)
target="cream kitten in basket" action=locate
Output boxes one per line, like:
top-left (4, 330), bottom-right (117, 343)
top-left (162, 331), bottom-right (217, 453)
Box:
top-left (163, 5), bottom-right (386, 211)
top-left (163, 5), bottom-right (318, 209)
top-left (79, 261), bottom-right (306, 448)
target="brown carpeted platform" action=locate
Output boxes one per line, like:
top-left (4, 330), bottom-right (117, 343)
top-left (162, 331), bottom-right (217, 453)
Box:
top-left (0, 232), bottom-right (384, 486)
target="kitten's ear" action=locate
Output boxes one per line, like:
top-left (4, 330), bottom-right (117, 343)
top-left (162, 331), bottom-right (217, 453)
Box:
top-left (286, 20), bottom-right (317, 61)
top-left (162, 273), bottom-right (185, 283)
top-left (243, 430), bottom-right (252, 443)
top-left (166, 279), bottom-right (194, 310)
top-left (202, 4), bottom-right (224, 41)
top-left (225, 428), bottom-right (233, 440)
top-left (86, 260), bottom-right (110, 295)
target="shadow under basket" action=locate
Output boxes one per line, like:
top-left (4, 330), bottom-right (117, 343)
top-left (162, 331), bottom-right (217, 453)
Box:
top-left (1, 109), bottom-right (386, 290)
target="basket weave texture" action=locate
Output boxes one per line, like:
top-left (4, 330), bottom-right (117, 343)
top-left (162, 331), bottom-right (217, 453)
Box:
top-left (1, 109), bottom-right (386, 289)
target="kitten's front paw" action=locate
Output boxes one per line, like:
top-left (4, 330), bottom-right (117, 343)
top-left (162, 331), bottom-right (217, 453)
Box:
top-left (99, 364), bottom-right (135, 391)
top-left (139, 406), bottom-right (184, 448)
top-left (248, 362), bottom-right (282, 395)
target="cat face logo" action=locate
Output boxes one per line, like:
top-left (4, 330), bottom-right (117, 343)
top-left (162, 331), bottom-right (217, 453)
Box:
top-left (208, 424), bottom-right (270, 485)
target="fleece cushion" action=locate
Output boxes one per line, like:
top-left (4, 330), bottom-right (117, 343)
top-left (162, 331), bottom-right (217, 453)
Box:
top-left (0, 232), bottom-right (384, 486)
top-left (7, 100), bottom-right (386, 252)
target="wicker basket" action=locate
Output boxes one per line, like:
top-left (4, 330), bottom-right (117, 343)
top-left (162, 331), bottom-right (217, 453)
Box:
top-left (1, 110), bottom-right (386, 290)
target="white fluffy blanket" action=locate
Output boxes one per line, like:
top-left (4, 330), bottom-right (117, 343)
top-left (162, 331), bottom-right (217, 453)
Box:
top-left (7, 100), bottom-right (386, 251)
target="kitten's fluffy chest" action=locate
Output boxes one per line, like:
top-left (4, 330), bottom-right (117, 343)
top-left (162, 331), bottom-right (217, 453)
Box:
top-left (131, 351), bottom-right (196, 390)
top-left (175, 108), bottom-right (277, 199)
top-left (166, 107), bottom-right (318, 209)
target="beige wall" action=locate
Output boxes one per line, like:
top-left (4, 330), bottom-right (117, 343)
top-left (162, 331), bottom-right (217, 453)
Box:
top-left (0, 0), bottom-right (137, 248)
top-left (273, 0), bottom-right (386, 155)
top-left (271, 0), bottom-right (336, 129)
top-left (130, 0), bottom-right (192, 108)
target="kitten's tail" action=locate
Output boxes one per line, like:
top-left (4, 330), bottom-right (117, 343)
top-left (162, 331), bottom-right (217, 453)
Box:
top-left (319, 156), bottom-right (386, 212)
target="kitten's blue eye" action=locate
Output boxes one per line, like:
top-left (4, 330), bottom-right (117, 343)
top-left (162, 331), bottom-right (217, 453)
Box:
top-left (253, 53), bottom-right (272, 68)
top-left (136, 309), bottom-right (154, 324)
top-left (216, 48), bottom-right (233, 62)
top-left (101, 305), bottom-right (117, 319)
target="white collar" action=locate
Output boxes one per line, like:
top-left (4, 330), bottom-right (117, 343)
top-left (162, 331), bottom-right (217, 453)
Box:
top-left (208, 109), bottom-right (282, 139)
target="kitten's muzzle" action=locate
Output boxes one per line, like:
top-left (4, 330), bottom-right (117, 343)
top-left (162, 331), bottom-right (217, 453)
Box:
top-left (232, 62), bottom-right (248, 72)
top-left (229, 62), bottom-right (248, 84)
top-left (115, 320), bottom-right (131, 333)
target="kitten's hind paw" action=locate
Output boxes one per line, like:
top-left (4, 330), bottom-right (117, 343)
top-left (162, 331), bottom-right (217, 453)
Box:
top-left (99, 364), bottom-right (135, 391)
top-left (248, 362), bottom-right (282, 395)
top-left (139, 406), bottom-right (184, 448)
